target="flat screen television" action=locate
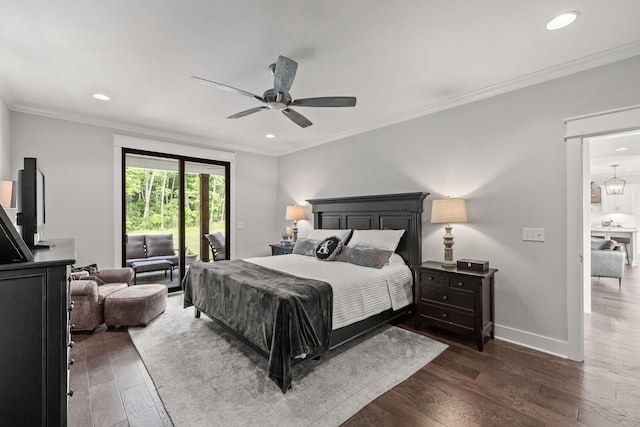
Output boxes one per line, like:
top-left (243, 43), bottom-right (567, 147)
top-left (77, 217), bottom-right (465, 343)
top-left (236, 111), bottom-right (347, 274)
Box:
top-left (16, 157), bottom-right (51, 248)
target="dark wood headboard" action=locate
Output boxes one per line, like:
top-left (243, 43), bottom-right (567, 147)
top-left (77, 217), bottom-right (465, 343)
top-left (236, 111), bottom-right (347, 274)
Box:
top-left (306, 192), bottom-right (429, 266)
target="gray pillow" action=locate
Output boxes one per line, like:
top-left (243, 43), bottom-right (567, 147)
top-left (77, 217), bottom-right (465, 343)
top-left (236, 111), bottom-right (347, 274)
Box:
top-left (145, 234), bottom-right (175, 257)
top-left (292, 238), bottom-right (319, 256)
top-left (591, 238), bottom-right (615, 250)
top-left (335, 246), bottom-right (393, 269)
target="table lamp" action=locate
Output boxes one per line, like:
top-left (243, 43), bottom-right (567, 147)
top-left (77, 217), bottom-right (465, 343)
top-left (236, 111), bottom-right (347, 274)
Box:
top-left (431, 197), bottom-right (467, 268)
top-left (285, 205), bottom-right (307, 242)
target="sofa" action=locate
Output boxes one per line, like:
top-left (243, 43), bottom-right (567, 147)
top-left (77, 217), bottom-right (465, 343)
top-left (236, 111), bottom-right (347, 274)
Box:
top-left (70, 267), bottom-right (134, 331)
top-left (125, 234), bottom-right (179, 266)
top-left (591, 238), bottom-right (625, 287)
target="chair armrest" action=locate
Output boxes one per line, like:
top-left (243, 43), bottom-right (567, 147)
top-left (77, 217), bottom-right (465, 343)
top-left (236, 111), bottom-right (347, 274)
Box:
top-left (70, 280), bottom-right (99, 301)
top-left (96, 268), bottom-right (134, 286)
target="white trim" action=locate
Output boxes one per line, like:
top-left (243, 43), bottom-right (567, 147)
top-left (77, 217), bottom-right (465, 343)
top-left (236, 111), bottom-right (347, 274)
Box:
top-left (493, 325), bottom-right (569, 359)
top-left (565, 104), bottom-right (640, 362)
top-left (112, 134), bottom-right (236, 265)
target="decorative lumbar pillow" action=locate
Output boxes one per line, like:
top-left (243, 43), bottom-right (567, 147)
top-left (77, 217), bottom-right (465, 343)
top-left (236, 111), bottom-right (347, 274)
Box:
top-left (71, 263), bottom-right (100, 274)
top-left (347, 229), bottom-right (405, 251)
top-left (315, 236), bottom-right (343, 261)
top-left (306, 229), bottom-right (352, 244)
top-left (336, 246), bottom-right (393, 269)
top-left (292, 238), bottom-right (320, 256)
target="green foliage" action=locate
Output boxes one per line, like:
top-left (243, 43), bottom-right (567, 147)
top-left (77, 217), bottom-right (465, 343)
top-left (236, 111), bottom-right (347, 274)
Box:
top-left (125, 167), bottom-right (226, 248)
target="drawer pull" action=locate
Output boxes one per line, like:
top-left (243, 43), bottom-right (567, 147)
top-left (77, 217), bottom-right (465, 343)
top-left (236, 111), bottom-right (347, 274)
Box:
top-left (68, 341), bottom-right (74, 348)
top-left (442, 313), bottom-right (448, 318)
top-left (68, 303), bottom-right (74, 312)
top-left (457, 282), bottom-right (464, 286)
top-left (69, 358), bottom-right (75, 367)
top-left (428, 276), bottom-right (434, 280)
top-left (68, 389), bottom-right (74, 397)
top-left (442, 295), bottom-right (448, 301)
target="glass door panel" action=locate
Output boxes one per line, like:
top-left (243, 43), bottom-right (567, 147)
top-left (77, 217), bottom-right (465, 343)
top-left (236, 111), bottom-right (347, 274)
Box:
top-left (123, 153), bottom-right (181, 290)
top-left (184, 161), bottom-right (227, 264)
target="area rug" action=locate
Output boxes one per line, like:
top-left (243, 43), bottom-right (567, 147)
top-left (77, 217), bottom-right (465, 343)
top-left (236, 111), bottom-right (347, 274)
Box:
top-left (129, 293), bottom-right (447, 427)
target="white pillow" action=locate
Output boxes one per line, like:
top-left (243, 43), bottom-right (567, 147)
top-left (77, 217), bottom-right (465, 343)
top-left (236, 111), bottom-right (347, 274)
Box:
top-left (306, 229), bottom-right (352, 243)
top-left (347, 229), bottom-right (405, 251)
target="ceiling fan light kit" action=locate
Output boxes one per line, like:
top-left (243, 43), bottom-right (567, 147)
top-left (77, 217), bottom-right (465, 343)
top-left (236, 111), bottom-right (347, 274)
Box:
top-left (192, 55), bottom-right (356, 128)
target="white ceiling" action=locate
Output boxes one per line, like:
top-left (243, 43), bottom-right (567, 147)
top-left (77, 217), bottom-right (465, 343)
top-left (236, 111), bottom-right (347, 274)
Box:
top-left (1, 1), bottom-right (640, 156)
top-left (591, 130), bottom-right (640, 185)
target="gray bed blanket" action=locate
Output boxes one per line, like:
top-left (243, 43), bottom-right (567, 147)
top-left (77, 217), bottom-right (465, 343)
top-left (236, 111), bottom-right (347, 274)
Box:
top-left (182, 260), bottom-right (333, 393)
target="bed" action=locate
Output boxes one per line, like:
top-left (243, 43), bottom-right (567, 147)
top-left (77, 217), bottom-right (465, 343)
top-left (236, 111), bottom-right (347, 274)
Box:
top-left (182, 192), bottom-right (428, 392)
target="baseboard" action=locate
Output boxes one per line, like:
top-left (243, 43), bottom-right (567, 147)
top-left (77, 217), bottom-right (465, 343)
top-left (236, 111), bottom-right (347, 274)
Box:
top-left (494, 324), bottom-right (569, 359)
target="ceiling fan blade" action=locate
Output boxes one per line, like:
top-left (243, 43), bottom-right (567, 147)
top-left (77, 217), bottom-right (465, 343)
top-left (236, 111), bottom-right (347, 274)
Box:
top-left (191, 76), bottom-right (265, 102)
top-left (228, 106), bottom-right (268, 119)
top-left (291, 97), bottom-right (357, 107)
top-left (282, 108), bottom-right (312, 128)
top-left (273, 56), bottom-right (298, 96)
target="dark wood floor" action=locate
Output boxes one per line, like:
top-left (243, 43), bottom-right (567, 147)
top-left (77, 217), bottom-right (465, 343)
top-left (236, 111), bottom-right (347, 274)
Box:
top-left (69, 269), bottom-right (640, 426)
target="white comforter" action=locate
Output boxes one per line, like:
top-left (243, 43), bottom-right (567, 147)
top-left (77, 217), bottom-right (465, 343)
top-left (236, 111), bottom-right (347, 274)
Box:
top-left (246, 254), bottom-right (413, 329)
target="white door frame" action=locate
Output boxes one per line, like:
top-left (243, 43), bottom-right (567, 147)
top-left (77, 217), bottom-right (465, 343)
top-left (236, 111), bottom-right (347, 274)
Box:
top-left (565, 104), bottom-right (640, 361)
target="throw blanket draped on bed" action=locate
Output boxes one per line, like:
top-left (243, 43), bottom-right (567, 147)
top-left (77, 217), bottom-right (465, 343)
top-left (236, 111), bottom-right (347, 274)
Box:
top-left (182, 260), bottom-right (333, 392)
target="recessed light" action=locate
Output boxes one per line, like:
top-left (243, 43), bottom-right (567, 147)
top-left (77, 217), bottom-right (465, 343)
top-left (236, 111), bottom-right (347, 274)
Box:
top-left (265, 134), bottom-right (275, 139)
top-left (616, 147), bottom-right (629, 151)
top-left (546, 12), bottom-right (579, 31)
top-left (91, 93), bottom-right (110, 101)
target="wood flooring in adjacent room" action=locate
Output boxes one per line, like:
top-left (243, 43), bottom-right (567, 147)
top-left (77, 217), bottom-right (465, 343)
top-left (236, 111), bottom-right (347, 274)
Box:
top-left (69, 268), bottom-right (640, 426)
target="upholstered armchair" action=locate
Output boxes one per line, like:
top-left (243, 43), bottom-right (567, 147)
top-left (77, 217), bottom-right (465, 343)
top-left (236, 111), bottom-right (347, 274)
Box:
top-left (591, 238), bottom-right (625, 287)
top-left (70, 267), bottom-right (134, 331)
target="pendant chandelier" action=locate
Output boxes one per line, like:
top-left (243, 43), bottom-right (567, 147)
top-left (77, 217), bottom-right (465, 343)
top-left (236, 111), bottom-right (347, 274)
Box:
top-left (605, 164), bottom-right (626, 195)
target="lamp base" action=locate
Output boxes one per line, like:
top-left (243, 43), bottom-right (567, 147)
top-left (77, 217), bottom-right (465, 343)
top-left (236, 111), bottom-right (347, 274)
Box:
top-left (441, 260), bottom-right (456, 269)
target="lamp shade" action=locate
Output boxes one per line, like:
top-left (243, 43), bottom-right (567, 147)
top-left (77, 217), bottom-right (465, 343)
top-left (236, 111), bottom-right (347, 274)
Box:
top-left (431, 198), bottom-right (467, 224)
top-left (0, 181), bottom-right (16, 208)
top-left (285, 205), bottom-right (307, 221)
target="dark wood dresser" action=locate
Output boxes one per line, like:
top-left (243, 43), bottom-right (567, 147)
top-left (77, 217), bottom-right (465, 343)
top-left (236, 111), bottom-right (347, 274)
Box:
top-left (0, 239), bottom-right (75, 425)
top-left (415, 261), bottom-right (497, 351)
top-left (269, 243), bottom-right (293, 256)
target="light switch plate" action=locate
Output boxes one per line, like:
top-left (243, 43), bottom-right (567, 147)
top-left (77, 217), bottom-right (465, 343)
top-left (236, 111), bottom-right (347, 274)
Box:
top-left (523, 227), bottom-right (545, 242)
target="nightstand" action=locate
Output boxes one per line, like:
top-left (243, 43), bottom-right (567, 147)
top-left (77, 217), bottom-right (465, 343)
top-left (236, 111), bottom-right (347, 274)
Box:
top-left (269, 244), bottom-right (293, 256)
top-left (415, 261), bottom-right (497, 351)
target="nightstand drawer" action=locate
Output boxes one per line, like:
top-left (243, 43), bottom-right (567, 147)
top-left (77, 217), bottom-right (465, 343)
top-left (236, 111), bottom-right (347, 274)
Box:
top-left (420, 287), bottom-right (474, 310)
top-left (270, 244), bottom-right (293, 256)
top-left (447, 274), bottom-right (476, 293)
top-left (419, 302), bottom-right (475, 329)
top-left (420, 271), bottom-right (445, 288)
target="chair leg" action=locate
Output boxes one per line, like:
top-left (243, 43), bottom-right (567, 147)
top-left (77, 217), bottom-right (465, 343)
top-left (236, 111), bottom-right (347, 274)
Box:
top-left (619, 277), bottom-right (622, 288)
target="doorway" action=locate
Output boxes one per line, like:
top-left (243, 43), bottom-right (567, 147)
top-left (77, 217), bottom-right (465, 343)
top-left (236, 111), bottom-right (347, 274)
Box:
top-left (565, 104), bottom-right (640, 362)
top-left (122, 149), bottom-right (230, 285)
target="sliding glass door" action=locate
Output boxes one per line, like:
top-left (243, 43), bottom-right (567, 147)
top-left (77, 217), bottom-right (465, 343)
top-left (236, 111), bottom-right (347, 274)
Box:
top-left (122, 149), bottom-right (229, 289)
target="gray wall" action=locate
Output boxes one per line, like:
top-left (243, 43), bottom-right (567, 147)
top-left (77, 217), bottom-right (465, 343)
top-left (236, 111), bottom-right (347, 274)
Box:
top-left (278, 56), bottom-right (640, 355)
top-left (0, 95), bottom-right (10, 180)
top-left (10, 112), bottom-right (278, 266)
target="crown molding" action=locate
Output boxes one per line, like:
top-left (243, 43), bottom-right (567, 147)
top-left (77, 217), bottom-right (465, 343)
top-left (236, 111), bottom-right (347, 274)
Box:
top-left (277, 42), bottom-right (640, 156)
top-left (8, 103), bottom-right (277, 157)
top-left (7, 41), bottom-right (640, 159)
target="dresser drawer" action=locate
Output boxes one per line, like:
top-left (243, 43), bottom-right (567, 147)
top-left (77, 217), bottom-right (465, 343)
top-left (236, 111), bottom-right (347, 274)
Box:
top-left (419, 302), bottom-right (475, 329)
top-left (420, 270), bottom-right (445, 289)
top-left (447, 274), bottom-right (476, 293)
top-left (420, 287), bottom-right (474, 310)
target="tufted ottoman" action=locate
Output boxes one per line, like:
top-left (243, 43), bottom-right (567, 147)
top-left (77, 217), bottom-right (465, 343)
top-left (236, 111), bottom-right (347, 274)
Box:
top-left (104, 284), bottom-right (168, 327)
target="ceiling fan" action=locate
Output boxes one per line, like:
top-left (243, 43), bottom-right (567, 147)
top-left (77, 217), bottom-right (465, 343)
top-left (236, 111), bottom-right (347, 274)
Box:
top-left (191, 55), bottom-right (356, 128)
